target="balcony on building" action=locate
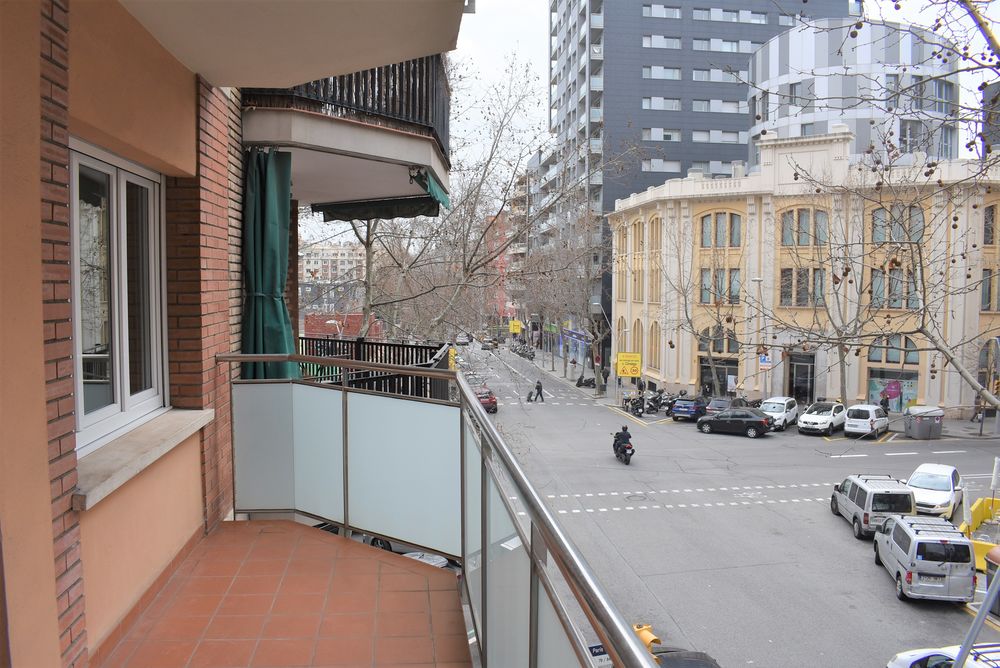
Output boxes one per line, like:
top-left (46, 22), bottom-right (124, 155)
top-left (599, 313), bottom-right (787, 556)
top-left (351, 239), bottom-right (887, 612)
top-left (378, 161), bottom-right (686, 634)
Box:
top-left (591, 12), bottom-right (605, 29)
top-left (590, 74), bottom-right (604, 93)
top-left (242, 55), bottom-right (452, 222)
top-left (510, 242), bottom-right (529, 255)
top-left (590, 107), bottom-right (604, 124)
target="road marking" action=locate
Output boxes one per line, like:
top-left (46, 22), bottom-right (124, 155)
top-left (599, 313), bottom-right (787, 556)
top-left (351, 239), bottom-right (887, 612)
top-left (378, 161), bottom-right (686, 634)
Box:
top-left (885, 451), bottom-right (918, 456)
top-left (830, 454), bottom-right (868, 458)
top-left (933, 450), bottom-right (966, 454)
top-left (605, 405), bottom-right (649, 427)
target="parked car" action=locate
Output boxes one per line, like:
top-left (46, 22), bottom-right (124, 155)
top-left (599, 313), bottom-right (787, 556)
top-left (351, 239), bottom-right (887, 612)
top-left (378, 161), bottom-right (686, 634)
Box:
top-left (697, 408), bottom-right (773, 438)
top-left (796, 402), bottom-right (846, 436)
top-left (874, 514), bottom-right (976, 602)
top-left (887, 644), bottom-right (1000, 668)
top-left (671, 396), bottom-right (709, 421)
top-left (476, 388), bottom-right (498, 413)
top-left (906, 463), bottom-right (963, 521)
top-left (759, 396), bottom-right (800, 431)
top-left (844, 404), bottom-right (890, 438)
top-left (455, 332), bottom-right (470, 345)
top-left (704, 397), bottom-right (749, 416)
top-left (830, 474), bottom-right (916, 539)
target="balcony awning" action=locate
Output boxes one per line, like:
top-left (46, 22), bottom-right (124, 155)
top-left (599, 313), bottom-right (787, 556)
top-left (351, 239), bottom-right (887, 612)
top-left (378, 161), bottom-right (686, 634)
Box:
top-left (411, 167), bottom-right (451, 209)
top-left (313, 195), bottom-right (440, 222)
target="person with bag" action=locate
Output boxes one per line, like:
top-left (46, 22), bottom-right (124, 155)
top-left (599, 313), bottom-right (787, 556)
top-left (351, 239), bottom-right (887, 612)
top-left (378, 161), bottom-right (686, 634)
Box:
top-left (534, 379), bottom-right (544, 403)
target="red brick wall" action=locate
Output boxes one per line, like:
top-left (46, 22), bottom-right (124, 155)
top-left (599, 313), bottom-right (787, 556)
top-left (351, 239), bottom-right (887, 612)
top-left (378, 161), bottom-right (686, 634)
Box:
top-left (165, 81), bottom-right (242, 531)
top-left (39, 0), bottom-right (88, 665)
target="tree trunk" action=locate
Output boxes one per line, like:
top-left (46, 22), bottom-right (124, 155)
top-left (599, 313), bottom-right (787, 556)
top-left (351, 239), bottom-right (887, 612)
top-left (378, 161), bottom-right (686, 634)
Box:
top-left (920, 325), bottom-right (1000, 409)
top-left (837, 344), bottom-right (849, 404)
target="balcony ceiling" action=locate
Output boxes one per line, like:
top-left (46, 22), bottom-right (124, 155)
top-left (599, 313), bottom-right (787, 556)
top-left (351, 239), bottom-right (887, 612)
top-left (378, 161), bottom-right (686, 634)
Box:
top-left (119, 0), bottom-right (465, 87)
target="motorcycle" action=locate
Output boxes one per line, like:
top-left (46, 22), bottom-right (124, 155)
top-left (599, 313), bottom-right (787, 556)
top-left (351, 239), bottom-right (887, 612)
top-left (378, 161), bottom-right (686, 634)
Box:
top-left (645, 389), bottom-right (665, 414)
top-left (612, 433), bottom-right (635, 465)
top-left (628, 395), bottom-right (645, 417)
top-left (576, 376), bottom-right (596, 388)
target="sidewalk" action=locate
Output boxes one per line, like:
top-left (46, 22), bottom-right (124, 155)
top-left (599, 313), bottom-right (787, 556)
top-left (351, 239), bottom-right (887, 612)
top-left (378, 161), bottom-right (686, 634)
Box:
top-left (887, 415), bottom-right (1000, 440)
top-left (500, 347), bottom-right (605, 399)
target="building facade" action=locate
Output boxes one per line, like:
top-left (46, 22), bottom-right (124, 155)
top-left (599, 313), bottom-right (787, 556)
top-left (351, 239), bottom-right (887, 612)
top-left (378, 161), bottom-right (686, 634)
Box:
top-left (299, 241), bottom-right (366, 286)
top-left (611, 127), bottom-right (999, 415)
top-left (748, 19), bottom-right (960, 166)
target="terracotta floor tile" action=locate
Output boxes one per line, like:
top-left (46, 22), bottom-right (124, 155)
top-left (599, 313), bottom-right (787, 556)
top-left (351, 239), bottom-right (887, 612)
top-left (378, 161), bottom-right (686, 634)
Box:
top-left (230, 575), bottom-right (283, 596)
top-left (326, 590), bottom-right (376, 614)
top-left (430, 609), bottom-right (466, 635)
top-left (280, 574), bottom-right (331, 595)
top-left (378, 573), bottom-right (427, 592)
top-left (312, 637), bottom-right (373, 665)
top-left (272, 593), bottom-right (325, 615)
top-left (428, 590), bottom-right (461, 612)
top-left (377, 591), bottom-right (429, 614)
top-left (374, 611), bottom-right (431, 637)
top-left (204, 614), bottom-right (267, 640)
top-left (123, 640), bottom-right (197, 668)
top-left (192, 559), bottom-right (244, 577)
top-left (218, 594), bottom-right (275, 616)
top-left (99, 639), bottom-right (138, 668)
top-left (165, 594), bottom-right (223, 618)
top-left (374, 635), bottom-right (433, 664)
top-left (434, 634), bottom-right (473, 663)
top-left (318, 613), bottom-right (375, 638)
top-left (146, 615), bottom-right (211, 640)
top-left (427, 573), bottom-right (460, 591)
top-left (247, 545), bottom-right (296, 561)
top-left (295, 544), bottom-right (341, 560)
top-left (178, 576), bottom-right (234, 597)
top-left (329, 574), bottom-right (377, 594)
top-left (334, 559), bottom-right (379, 575)
top-left (239, 559), bottom-right (289, 577)
top-left (202, 546), bottom-right (252, 561)
top-left (261, 614), bottom-right (321, 639)
top-left (288, 560), bottom-right (336, 577)
top-left (251, 638), bottom-right (316, 667)
top-left (188, 639), bottom-right (256, 668)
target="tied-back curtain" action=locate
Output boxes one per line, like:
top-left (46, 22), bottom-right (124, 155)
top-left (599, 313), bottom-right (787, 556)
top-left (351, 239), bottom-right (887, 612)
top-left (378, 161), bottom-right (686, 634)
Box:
top-left (241, 148), bottom-right (299, 379)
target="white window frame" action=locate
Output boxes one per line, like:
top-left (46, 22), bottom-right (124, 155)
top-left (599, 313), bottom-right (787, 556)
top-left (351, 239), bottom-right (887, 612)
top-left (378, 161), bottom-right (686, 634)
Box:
top-left (70, 140), bottom-right (167, 456)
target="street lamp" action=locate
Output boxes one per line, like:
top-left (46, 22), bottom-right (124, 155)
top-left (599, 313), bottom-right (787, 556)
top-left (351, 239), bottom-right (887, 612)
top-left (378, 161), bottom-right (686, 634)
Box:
top-left (590, 298), bottom-right (611, 396)
top-left (750, 277), bottom-right (768, 398)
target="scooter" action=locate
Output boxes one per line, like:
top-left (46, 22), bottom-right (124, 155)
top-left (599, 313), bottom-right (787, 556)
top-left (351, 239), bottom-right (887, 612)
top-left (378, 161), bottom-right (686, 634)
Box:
top-left (645, 389), bottom-right (665, 414)
top-left (576, 376), bottom-right (596, 388)
top-left (628, 395), bottom-right (645, 417)
top-left (612, 434), bottom-right (635, 465)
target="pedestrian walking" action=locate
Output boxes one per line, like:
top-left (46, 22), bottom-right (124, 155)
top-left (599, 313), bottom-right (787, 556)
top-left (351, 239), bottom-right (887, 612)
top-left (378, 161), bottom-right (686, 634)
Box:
top-left (879, 392), bottom-right (890, 413)
top-left (535, 380), bottom-right (545, 403)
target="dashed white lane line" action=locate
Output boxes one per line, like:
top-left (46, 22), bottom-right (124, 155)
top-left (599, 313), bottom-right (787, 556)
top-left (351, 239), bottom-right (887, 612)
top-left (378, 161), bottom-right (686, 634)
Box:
top-left (554, 498), bottom-right (830, 514)
top-left (885, 451), bottom-right (918, 456)
top-left (544, 482), bottom-right (834, 500)
top-left (830, 454), bottom-right (868, 458)
top-left (933, 450), bottom-right (966, 454)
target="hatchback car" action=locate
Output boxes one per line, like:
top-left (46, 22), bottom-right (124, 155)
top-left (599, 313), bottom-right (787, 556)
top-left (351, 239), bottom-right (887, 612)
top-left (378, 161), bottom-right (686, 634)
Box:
top-left (759, 396), bottom-right (799, 431)
top-left (796, 402), bottom-right (846, 436)
top-left (697, 408), bottom-right (773, 438)
top-left (671, 396), bottom-right (709, 421)
top-left (704, 397), bottom-right (749, 416)
top-left (476, 388), bottom-right (498, 413)
top-left (906, 463), bottom-right (963, 521)
top-left (887, 644), bottom-right (1000, 668)
top-left (844, 404), bottom-right (889, 437)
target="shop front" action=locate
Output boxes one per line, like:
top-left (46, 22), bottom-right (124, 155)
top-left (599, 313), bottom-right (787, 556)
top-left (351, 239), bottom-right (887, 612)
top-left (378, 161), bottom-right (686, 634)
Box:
top-left (867, 368), bottom-right (918, 412)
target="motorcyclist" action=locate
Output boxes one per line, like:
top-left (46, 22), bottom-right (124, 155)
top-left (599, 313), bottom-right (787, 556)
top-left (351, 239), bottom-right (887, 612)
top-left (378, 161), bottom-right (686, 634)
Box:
top-left (613, 425), bottom-right (632, 455)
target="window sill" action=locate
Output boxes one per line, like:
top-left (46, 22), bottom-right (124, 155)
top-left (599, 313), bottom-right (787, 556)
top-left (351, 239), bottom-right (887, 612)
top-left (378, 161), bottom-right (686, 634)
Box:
top-left (72, 409), bottom-right (215, 511)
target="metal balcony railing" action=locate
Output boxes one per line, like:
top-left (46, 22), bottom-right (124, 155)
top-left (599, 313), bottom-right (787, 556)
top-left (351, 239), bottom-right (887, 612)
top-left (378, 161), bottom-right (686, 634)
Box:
top-left (218, 352), bottom-right (659, 668)
top-left (243, 54), bottom-right (450, 161)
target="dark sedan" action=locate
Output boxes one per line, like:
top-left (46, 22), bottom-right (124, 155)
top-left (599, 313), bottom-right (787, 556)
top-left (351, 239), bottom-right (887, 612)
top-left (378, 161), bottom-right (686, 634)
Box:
top-left (705, 396), bottom-right (749, 416)
top-left (696, 408), bottom-right (774, 438)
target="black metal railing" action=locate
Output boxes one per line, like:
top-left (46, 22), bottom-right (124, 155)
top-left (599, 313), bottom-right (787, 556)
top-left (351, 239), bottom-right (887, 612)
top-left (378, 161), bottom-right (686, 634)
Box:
top-left (243, 55), bottom-right (450, 161)
top-left (298, 336), bottom-right (450, 400)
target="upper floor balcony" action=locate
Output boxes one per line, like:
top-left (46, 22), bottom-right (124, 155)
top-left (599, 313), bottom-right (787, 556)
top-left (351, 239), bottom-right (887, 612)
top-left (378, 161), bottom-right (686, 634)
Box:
top-left (191, 348), bottom-right (659, 667)
top-left (242, 55), bottom-right (451, 221)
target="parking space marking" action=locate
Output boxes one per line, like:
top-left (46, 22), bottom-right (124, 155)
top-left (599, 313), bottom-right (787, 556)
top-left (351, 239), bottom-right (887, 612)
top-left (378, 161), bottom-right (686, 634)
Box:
top-left (885, 451), bottom-right (918, 456)
top-left (829, 454), bottom-right (868, 458)
top-left (605, 405), bottom-right (649, 427)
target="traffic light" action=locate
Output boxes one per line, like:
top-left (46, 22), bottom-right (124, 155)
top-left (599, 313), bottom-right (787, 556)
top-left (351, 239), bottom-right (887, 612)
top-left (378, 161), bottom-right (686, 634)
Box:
top-left (632, 623), bottom-right (661, 663)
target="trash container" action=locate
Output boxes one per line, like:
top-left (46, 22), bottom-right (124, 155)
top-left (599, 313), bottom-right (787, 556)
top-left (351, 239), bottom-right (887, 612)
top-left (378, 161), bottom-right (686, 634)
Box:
top-left (903, 405), bottom-right (945, 439)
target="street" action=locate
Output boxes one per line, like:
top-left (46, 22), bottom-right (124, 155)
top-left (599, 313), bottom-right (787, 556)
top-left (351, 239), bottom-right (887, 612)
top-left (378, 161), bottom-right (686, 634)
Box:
top-left (459, 344), bottom-right (1000, 668)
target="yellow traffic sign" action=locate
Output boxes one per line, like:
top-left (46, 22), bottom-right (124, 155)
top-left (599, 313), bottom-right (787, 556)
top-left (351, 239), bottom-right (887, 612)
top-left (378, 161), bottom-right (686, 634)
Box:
top-left (616, 352), bottom-right (642, 377)
top-left (449, 347), bottom-right (457, 370)
top-left (509, 319), bottom-right (523, 334)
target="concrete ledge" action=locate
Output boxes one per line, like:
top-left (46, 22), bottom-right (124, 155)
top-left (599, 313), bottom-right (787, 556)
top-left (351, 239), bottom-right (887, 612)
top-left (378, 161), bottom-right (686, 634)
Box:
top-left (72, 409), bottom-right (215, 511)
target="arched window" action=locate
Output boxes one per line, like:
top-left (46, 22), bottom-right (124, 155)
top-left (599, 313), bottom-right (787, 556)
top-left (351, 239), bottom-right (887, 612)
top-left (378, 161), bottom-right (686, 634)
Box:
top-left (632, 319), bottom-right (643, 357)
top-left (699, 211), bottom-right (742, 248)
top-left (616, 316), bottom-right (627, 349)
top-left (868, 335), bottom-right (919, 364)
top-left (780, 208), bottom-right (829, 246)
top-left (649, 322), bottom-right (661, 368)
top-left (872, 205), bottom-right (924, 243)
top-left (697, 326), bottom-right (738, 354)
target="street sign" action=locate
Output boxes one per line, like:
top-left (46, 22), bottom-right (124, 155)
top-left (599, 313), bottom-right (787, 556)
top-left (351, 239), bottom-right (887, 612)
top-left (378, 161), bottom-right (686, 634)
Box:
top-left (587, 644), bottom-right (613, 667)
top-left (509, 319), bottom-right (523, 334)
top-left (759, 354), bottom-right (772, 370)
top-left (449, 347), bottom-right (457, 371)
top-left (616, 352), bottom-right (642, 378)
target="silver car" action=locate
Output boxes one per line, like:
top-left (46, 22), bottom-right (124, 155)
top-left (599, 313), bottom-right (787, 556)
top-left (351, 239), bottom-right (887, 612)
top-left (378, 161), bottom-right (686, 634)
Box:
top-left (874, 515), bottom-right (975, 602)
top-left (906, 463), bottom-right (963, 521)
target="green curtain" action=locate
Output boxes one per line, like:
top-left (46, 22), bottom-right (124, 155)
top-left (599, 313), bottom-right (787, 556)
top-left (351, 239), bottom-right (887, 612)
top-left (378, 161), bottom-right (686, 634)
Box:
top-left (241, 148), bottom-right (299, 379)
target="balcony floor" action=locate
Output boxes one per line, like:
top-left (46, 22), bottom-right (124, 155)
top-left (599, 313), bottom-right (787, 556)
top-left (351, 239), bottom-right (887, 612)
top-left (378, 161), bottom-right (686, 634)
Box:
top-left (97, 520), bottom-right (472, 668)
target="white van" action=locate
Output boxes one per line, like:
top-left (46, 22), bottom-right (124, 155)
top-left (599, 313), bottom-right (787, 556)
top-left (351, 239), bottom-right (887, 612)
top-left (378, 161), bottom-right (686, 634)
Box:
top-left (873, 515), bottom-right (976, 602)
top-left (830, 474), bottom-right (916, 539)
top-left (844, 404), bottom-right (889, 438)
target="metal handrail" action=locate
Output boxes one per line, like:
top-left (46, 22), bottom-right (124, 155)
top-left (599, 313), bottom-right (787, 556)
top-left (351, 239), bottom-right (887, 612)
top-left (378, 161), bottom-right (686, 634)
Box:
top-left (217, 352), bottom-right (657, 667)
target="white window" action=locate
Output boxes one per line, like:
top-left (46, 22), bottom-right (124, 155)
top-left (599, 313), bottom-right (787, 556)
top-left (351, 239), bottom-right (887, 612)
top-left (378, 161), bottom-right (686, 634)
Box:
top-left (720, 131), bottom-right (739, 143)
top-left (717, 70), bottom-right (740, 83)
top-left (900, 120), bottom-right (924, 152)
top-left (748, 12), bottom-right (767, 23)
top-left (693, 39), bottom-right (709, 50)
top-left (642, 128), bottom-right (681, 141)
top-left (644, 4), bottom-right (681, 18)
top-left (691, 161), bottom-right (710, 172)
top-left (71, 144), bottom-right (165, 454)
top-left (643, 34), bottom-right (681, 48)
top-left (789, 82), bottom-right (802, 106)
top-left (720, 9), bottom-right (738, 21)
top-left (692, 130), bottom-right (710, 142)
top-left (801, 123), bottom-right (815, 136)
top-left (693, 8), bottom-right (711, 20)
top-left (642, 159), bottom-right (682, 172)
top-left (938, 125), bottom-right (956, 159)
top-left (692, 99), bottom-right (710, 112)
top-left (642, 97), bottom-right (681, 110)
top-left (719, 40), bottom-right (738, 52)
top-left (779, 14), bottom-right (795, 25)
top-left (719, 100), bottom-right (740, 113)
top-left (643, 66), bottom-right (681, 80)
top-left (693, 69), bottom-right (710, 81)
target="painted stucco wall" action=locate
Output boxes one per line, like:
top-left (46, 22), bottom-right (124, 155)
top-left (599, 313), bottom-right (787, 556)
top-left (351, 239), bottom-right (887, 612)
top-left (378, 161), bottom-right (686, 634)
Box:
top-left (69, 0), bottom-right (196, 176)
top-left (79, 433), bottom-right (203, 649)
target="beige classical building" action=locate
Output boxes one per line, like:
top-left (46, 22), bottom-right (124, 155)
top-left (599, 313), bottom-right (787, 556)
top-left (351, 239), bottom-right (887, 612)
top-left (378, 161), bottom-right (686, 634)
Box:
top-left (611, 126), bottom-right (1000, 415)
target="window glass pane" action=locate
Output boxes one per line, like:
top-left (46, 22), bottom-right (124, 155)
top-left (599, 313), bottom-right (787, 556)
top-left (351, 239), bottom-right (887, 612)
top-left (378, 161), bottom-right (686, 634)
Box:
top-left (908, 206), bottom-right (924, 242)
top-left (714, 269), bottom-right (725, 302)
top-left (701, 215), bottom-right (712, 247)
top-left (715, 213), bottom-right (726, 247)
top-left (888, 268), bottom-right (903, 308)
top-left (780, 269), bottom-right (793, 305)
top-left (986, 205), bottom-right (995, 245)
top-left (781, 211), bottom-right (794, 245)
top-left (872, 269), bottom-right (885, 307)
top-left (890, 205), bottom-right (906, 242)
top-left (813, 269), bottom-right (825, 305)
top-left (886, 336), bottom-right (901, 363)
top-left (868, 338), bottom-right (883, 362)
top-left (700, 268), bottom-right (711, 303)
top-left (904, 338), bottom-right (919, 364)
top-left (797, 209), bottom-right (811, 246)
top-left (795, 268), bottom-right (809, 306)
top-left (729, 214), bottom-right (741, 247)
top-left (907, 271), bottom-right (919, 309)
top-left (729, 269), bottom-right (740, 304)
top-left (814, 210), bottom-right (828, 245)
top-left (79, 164), bottom-right (115, 414)
top-left (125, 181), bottom-right (153, 395)
top-left (984, 269), bottom-right (994, 311)
top-left (872, 208), bottom-right (887, 243)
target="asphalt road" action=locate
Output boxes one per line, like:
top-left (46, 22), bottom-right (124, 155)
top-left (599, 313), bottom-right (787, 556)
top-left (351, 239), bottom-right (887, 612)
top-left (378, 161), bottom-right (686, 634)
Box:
top-left (459, 344), bottom-right (1000, 668)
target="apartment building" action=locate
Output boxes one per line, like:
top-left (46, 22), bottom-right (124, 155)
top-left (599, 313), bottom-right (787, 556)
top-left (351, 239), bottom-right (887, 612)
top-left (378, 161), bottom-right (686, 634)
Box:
top-left (611, 127), bottom-right (999, 415)
top-left (299, 241), bottom-right (366, 285)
